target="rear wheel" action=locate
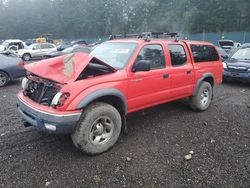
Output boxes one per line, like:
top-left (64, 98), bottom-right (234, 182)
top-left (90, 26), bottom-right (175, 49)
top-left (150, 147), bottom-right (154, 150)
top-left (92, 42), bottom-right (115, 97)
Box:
top-left (22, 53), bottom-right (31, 61)
top-left (72, 102), bottom-right (122, 155)
top-left (189, 81), bottom-right (212, 111)
top-left (0, 71), bottom-right (9, 87)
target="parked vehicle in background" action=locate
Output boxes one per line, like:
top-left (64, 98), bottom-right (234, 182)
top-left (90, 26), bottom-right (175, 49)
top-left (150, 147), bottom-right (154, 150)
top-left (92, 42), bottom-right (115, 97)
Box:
top-left (218, 40), bottom-right (241, 53)
top-left (0, 50), bottom-right (19, 57)
top-left (25, 39), bottom-right (36, 46)
top-left (223, 43), bottom-right (250, 82)
top-left (57, 40), bottom-right (91, 51)
top-left (0, 39), bottom-right (27, 52)
top-left (17, 32), bottom-right (223, 155)
top-left (71, 40), bottom-right (88, 46)
top-left (0, 54), bottom-right (26, 87)
top-left (57, 42), bottom-right (71, 51)
top-left (217, 47), bottom-right (229, 62)
top-left (43, 45), bottom-right (91, 59)
top-left (17, 43), bottom-right (57, 61)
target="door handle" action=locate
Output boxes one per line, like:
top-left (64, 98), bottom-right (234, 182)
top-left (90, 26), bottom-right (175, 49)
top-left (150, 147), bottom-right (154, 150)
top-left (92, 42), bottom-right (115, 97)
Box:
top-left (131, 78), bottom-right (143, 82)
top-left (186, 70), bottom-right (192, 74)
top-left (163, 73), bottom-right (169, 79)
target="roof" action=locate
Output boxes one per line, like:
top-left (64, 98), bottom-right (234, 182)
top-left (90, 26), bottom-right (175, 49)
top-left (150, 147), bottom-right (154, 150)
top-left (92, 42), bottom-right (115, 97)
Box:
top-left (4, 39), bottom-right (24, 43)
top-left (106, 38), bottom-right (214, 46)
top-left (184, 40), bottom-right (214, 45)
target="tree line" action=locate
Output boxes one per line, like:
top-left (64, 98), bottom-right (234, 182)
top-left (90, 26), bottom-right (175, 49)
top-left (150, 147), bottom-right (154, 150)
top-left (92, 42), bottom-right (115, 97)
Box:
top-left (0, 0), bottom-right (249, 39)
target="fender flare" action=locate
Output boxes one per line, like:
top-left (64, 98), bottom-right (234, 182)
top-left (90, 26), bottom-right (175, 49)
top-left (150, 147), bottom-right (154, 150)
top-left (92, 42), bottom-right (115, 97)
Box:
top-left (76, 88), bottom-right (127, 114)
top-left (193, 73), bottom-right (214, 96)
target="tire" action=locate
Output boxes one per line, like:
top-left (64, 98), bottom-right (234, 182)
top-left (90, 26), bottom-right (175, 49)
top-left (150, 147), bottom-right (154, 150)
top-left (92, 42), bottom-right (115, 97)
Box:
top-left (189, 81), bottom-right (212, 112)
top-left (72, 102), bottom-right (122, 155)
top-left (0, 71), bottom-right (10, 87)
top-left (22, 53), bottom-right (31, 61)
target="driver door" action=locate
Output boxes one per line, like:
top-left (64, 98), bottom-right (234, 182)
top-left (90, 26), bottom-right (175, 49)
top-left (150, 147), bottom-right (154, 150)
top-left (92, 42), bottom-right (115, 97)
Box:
top-left (127, 44), bottom-right (171, 112)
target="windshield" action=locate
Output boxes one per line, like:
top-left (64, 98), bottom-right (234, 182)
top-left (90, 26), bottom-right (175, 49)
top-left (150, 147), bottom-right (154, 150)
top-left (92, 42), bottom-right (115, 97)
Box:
top-left (231, 48), bottom-right (250, 61)
top-left (63, 47), bottom-right (74, 53)
top-left (90, 42), bottom-right (137, 69)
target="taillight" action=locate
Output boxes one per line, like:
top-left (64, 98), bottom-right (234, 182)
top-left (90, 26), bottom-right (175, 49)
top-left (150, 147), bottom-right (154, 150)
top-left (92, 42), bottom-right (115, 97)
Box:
top-left (17, 60), bottom-right (25, 67)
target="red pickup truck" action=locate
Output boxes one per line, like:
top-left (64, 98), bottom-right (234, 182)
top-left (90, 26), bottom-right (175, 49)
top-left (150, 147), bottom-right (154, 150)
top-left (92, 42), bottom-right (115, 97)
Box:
top-left (17, 33), bottom-right (223, 155)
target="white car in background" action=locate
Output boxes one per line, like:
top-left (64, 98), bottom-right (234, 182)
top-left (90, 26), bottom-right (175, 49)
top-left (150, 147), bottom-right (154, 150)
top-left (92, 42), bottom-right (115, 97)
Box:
top-left (0, 39), bottom-right (27, 52)
top-left (17, 43), bottom-right (57, 61)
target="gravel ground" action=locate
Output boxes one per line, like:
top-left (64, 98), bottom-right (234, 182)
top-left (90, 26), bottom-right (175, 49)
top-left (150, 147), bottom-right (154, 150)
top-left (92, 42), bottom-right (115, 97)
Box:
top-left (0, 80), bottom-right (249, 188)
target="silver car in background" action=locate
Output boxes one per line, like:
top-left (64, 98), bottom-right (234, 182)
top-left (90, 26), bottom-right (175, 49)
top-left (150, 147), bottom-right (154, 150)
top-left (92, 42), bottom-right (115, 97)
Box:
top-left (17, 43), bottom-right (57, 61)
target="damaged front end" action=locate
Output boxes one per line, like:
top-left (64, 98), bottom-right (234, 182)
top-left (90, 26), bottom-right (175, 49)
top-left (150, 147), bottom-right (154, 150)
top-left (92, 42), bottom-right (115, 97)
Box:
top-left (21, 53), bottom-right (116, 108)
top-left (22, 74), bottom-right (63, 107)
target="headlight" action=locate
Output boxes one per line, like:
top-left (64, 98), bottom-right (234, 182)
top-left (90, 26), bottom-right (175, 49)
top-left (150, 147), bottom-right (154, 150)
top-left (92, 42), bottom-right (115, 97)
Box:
top-left (21, 77), bottom-right (29, 90)
top-left (51, 92), bottom-right (70, 107)
top-left (222, 62), bottom-right (227, 69)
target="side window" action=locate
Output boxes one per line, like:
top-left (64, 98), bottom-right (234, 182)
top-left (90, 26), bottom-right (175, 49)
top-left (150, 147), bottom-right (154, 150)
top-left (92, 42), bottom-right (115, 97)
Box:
top-left (42, 44), bottom-right (54, 49)
top-left (33, 44), bottom-right (40, 50)
top-left (168, 44), bottom-right (187, 66)
top-left (190, 44), bottom-right (219, 62)
top-left (136, 44), bottom-right (165, 70)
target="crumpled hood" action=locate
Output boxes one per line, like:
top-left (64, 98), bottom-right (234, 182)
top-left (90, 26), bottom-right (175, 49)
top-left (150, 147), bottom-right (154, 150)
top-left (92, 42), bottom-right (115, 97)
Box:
top-left (25, 53), bottom-right (93, 84)
top-left (24, 52), bottom-right (116, 84)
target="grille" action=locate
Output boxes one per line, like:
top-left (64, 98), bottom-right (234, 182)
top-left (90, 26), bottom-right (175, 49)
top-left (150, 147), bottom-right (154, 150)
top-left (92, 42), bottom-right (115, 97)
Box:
top-left (227, 68), bottom-right (248, 73)
top-left (24, 79), bottom-right (59, 106)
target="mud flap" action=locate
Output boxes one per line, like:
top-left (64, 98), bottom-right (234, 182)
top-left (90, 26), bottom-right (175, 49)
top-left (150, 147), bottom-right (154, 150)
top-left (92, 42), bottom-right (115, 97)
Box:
top-left (122, 114), bottom-right (128, 135)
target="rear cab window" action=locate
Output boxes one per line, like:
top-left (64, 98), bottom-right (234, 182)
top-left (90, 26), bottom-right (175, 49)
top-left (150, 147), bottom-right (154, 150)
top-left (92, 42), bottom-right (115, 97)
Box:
top-left (190, 44), bottom-right (220, 63)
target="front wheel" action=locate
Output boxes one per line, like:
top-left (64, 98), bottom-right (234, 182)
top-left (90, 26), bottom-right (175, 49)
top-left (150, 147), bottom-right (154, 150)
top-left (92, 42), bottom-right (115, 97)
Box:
top-left (189, 81), bottom-right (212, 112)
top-left (72, 102), bottom-right (122, 155)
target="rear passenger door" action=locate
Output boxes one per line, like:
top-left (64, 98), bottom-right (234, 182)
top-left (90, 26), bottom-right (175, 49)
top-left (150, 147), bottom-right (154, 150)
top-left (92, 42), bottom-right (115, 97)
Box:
top-left (41, 44), bottom-right (55, 55)
top-left (167, 43), bottom-right (195, 98)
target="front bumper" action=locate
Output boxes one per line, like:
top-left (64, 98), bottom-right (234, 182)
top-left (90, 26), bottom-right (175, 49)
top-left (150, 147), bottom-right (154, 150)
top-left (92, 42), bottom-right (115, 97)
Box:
top-left (17, 97), bottom-right (81, 134)
top-left (223, 70), bottom-right (250, 82)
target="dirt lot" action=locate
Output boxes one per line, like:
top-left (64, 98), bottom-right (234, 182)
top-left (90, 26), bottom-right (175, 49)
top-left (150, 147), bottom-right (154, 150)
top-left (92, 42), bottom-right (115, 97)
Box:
top-left (0, 80), bottom-right (249, 188)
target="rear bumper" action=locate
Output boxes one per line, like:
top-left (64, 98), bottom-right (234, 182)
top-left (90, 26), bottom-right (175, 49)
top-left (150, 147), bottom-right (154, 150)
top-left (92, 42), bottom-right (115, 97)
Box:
top-left (17, 97), bottom-right (81, 134)
top-left (223, 70), bottom-right (250, 82)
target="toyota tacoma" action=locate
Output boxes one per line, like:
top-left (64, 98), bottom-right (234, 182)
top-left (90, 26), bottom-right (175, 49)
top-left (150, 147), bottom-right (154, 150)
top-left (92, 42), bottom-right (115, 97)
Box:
top-left (17, 33), bottom-right (223, 155)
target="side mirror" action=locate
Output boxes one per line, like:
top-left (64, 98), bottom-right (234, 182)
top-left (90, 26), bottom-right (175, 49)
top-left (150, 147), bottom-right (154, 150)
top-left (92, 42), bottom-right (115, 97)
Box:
top-left (132, 60), bottom-right (150, 72)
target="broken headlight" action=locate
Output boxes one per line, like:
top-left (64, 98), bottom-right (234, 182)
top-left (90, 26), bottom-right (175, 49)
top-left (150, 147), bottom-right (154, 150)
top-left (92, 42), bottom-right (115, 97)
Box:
top-left (51, 92), bottom-right (70, 107)
top-left (21, 77), bottom-right (29, 90)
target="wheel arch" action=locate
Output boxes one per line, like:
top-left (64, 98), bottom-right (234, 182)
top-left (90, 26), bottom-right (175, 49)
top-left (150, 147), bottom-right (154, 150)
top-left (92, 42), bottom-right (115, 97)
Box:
top-left (0, 69), bottom-right (12, 80)
top-left (22, 52), bottom-right (32, 59)
top-left (76, 88), bottom-right (127, 115)
top-left (193, 73), bottom-right (214, 97)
